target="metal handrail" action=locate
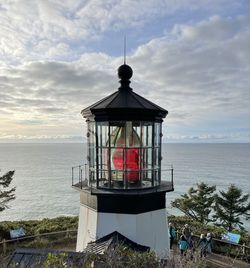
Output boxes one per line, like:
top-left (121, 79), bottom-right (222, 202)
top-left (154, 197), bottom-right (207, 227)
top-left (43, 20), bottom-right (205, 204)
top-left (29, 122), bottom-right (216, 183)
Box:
top-left (72, 164), bottom-right (174, 191)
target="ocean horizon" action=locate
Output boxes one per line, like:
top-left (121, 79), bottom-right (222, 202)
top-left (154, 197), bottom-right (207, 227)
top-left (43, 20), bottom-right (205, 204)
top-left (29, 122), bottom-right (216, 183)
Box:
top-left (0, 142), bottom-right (249, 232)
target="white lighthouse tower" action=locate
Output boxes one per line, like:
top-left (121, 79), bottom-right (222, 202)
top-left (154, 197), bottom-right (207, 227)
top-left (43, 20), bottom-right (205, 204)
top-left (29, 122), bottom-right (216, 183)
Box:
top-left (72, 64), bottom-right (174, 258)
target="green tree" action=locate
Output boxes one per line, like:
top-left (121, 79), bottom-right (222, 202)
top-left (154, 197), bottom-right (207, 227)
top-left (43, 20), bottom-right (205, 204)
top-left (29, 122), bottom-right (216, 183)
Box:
top-left (0, 170), bottom-right (16, 212)
top-left (213, 184), bottom-right (250, 231)
top-left (171, 182), bottom-right (216, 224)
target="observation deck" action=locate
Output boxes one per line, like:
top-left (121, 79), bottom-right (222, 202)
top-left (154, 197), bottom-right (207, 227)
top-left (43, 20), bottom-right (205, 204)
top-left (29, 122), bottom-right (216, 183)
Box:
top-left (71, 164), bottom-right (174, 195)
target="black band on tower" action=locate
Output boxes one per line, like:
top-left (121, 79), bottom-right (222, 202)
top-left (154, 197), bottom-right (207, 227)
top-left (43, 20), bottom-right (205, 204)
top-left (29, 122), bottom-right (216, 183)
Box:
top-left (80, 191), bottom-right (166, 214)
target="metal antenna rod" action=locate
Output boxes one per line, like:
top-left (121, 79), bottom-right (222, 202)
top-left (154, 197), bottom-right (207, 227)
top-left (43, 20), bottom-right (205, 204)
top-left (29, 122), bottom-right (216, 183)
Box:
top-left (124, 35), bottom-right (126, 64)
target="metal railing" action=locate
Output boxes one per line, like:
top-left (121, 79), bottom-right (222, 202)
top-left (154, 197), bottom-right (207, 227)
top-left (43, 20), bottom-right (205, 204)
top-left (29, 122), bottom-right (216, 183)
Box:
top-left (72, 163), bottom-right (174, 191)
top-left (71, 164), bottom-right (88, 189)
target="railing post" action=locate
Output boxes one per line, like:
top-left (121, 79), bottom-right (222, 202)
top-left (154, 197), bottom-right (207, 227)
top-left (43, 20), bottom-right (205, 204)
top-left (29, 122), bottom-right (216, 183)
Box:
top-left (65, 230), bottom-right (70, 239)
top-left (171, 165), bottom-right (173, 189)
top-left (79, 165), bottom-right (81, 186)
top-left (85, 163), bottom-right (87, 184)
top-left (3, 239), bottom-right (6, 255)
top-left (242, 242), bottom-right (246, 256)
top-left (80, 168), bottom-right (83, 189)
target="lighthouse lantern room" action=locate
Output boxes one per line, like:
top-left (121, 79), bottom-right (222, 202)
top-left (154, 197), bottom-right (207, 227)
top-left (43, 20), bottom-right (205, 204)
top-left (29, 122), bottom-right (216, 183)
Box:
top-left (72, 64), bottom-right (174, 258)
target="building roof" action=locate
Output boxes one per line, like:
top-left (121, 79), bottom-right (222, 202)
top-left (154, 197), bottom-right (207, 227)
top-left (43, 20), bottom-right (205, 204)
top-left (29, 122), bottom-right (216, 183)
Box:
top-left (7, 248), bottom-right (87, 268)
top-left (7, 232), bottom-right (149, 267)
top-left (85, 231), bottom-right (149, 254)
top-left (81, 64), bottom-right (168, 121)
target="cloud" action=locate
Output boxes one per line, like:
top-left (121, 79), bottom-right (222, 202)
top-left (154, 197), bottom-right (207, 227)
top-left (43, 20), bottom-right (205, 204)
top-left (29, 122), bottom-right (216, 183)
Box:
top-left (0, 134), bottom-right (84, 143)
top-left (0, 2), bottom-right (249, 142)
top-left (165, 133), bottom-right (250, 143)
top-left (172, 15), bottom-right (248, 42)
top-left (131, 16), bottom-right (250, 125)
top-left (0, 54), bottom-right (118, 139)
top-left (0, 0), bottom-right (242, 63)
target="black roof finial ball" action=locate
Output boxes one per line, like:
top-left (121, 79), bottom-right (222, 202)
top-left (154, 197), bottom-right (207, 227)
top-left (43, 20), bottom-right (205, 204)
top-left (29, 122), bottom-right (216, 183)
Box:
top-left (118, 64), bottom-right (133, 81)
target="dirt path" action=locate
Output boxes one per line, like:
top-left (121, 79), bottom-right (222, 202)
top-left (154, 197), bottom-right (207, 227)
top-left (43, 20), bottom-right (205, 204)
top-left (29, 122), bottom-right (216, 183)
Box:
top-left (206, 253), bottom-right (249, 268)
top-left (170, 245), bottom-right (249, 268)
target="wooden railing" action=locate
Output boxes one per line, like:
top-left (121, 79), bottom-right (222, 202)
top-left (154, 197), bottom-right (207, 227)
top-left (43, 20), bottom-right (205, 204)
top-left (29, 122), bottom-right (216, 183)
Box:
top-left (175, 230), bottom-right (250, 262)
top-left (0, 229), bottom-right (77, 255)
top-left (1, 228), bottom-right (249, 262)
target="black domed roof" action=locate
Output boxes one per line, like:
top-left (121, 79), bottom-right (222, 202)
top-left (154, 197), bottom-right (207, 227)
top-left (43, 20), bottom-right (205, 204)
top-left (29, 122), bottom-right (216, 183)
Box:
top-left (81, 64), bottom-right (168, 121)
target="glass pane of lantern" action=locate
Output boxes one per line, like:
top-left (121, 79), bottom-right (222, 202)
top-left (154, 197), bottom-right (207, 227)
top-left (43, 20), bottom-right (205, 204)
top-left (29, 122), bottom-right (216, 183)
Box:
top-left (102, 148), bottom-right (109, 170)
top-left (140, 147), bottom-right (153, 186)
top-left (110, 122), bottom-right (125, 147)
top-left (146, 148), bottom-right (153, 169)
top-left (88, 121), bottom-right (95, 145)
top-left (97, 122), bottom-right (108, 147)
top-left (98, 147), bottom-right (101, 170)
top-left (141, 122), bottom-right (153, 147)
top-left (89, 147), bottom-right (95, 168)
top-left (154, 148), bottom-right (160, 168)
top-left (111, 170), bottom-right (124, 188)
top-left (140, 147), bottom-right (145, 169)
top-left (128, 121), bottom-right (141, 147)
top-left (87, 122), bottom-right (96, 171)
top-left (101, 122), bottom-right (109, 147)
top-left (98, 169), bottom-right (108, 187)
top-left (98, 147), bottom-right (108, 173)
top-left (143, 169), bottom-right (152, 187)
top-left (124, 147), bottom-right (139, 183)
top-left (89, 170), bottom-right (96, 187)
top-left (155, 168), bottom-right (160, 185)
top-left (154, 169), bottom-right (160, 186)
top-left (154, 122), bottom-right (161, 147)
top-left (110, 147), bottom-right (124, 185)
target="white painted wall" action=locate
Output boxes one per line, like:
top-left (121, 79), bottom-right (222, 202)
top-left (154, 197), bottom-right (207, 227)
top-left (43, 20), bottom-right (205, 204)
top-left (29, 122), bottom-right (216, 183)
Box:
top-left (76, 204), bottom-right (170, 258)
top-left (76, 205), bottom-right (98, 250)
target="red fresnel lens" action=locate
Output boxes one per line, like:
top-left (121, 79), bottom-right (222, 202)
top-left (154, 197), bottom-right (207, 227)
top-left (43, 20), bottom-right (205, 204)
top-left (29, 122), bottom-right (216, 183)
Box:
top-left (111, 124), bottom-right (140, 183)
top-left (113, 148), bottom-right (139, 182)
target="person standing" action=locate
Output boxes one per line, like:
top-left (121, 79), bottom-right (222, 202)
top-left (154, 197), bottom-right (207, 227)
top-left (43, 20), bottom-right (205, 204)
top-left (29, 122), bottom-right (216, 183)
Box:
top-left (178, 235), bottom-right (188, 256)
top-left (188, 233), bottom-right (195, 260)
top-left (197, 234), bottom-right (207, 258)
top-left (168, 222), bottom-right (176, 250)
top-left (182, 223), bottom-right (192, 246)
top-left (206, 233), bottom-right (213, 254)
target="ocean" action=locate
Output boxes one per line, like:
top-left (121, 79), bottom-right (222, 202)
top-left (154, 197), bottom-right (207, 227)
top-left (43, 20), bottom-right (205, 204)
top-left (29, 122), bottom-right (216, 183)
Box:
top-left (0, 143), bottom-right (249, 231)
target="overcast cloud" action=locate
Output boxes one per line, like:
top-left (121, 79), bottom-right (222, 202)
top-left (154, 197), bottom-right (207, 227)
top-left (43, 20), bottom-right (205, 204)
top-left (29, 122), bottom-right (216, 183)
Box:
top-left (0, 0), bottom-right (249, 142)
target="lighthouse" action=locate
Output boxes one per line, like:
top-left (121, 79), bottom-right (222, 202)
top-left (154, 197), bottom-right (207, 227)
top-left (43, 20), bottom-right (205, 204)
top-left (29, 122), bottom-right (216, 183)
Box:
top-left (72, 64), bottom-right (174, 258)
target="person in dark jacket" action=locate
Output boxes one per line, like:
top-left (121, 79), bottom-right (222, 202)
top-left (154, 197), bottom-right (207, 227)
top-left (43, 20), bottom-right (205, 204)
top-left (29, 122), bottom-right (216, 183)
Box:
top-left (169, 222), bottom-right (176, 250)
top-left (197, 234), bottom-right (207, 258)
top-left (188, 233), bottom-right (195, 260)
top-left (206, 233), bottom-right (213, 254)
top-left (182, 223), bottom-right (192, 246)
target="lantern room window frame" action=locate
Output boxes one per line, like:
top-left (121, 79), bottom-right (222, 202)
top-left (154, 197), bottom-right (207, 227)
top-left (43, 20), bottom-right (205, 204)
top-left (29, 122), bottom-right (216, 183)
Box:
top-left (87, 119), bottom-right (163, 190)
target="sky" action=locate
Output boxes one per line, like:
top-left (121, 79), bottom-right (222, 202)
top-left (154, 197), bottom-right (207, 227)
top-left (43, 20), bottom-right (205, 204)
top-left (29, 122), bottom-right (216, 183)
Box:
top-left (0, 0), bottom-right (249, 143)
